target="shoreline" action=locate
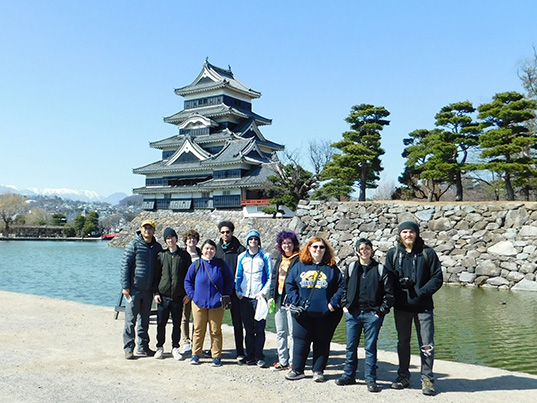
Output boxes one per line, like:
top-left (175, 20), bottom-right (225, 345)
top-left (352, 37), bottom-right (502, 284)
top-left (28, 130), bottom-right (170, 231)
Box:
top-left (1, 290), bottom-right (536, 402)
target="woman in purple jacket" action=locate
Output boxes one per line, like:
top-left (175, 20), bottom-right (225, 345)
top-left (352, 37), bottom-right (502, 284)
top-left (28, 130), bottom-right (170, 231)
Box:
top-left (184, 239), bottom-right (235, 367)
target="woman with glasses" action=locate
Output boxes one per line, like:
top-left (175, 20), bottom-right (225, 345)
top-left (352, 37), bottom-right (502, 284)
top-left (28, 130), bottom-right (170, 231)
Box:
top-left (284, 236), bottom-right (344, 382)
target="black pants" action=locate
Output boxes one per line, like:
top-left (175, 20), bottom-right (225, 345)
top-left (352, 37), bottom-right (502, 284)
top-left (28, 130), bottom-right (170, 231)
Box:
top-left (292, 309), bottom-right (343, 373)
top-left (156, 297), bottom-right (184, 349)
top-left (231, 292), bottom-right (245, 357)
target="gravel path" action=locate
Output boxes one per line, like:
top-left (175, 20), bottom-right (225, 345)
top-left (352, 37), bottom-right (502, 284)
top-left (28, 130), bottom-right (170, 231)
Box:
top-left (1, 290), bottom-right (536, 402)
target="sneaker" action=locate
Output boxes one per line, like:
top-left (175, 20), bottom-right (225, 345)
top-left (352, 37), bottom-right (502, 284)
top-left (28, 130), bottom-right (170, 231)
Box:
top-left (367, 381), bottom-right (380, 393)
top-left (313, 371), bottom-right (325, 383)
top-left (236, 355), bottom-right (246, 365)
top-left (172, 347), bottom-right (183, 361)
top-left (190, 355), bottom-right (200, 365)
top-left (285, 370), bottom-right (305, 381)
top-left (154, 347), bottom-right (164, 359)
top-left (183, 343), bottom-right (192, 354)
top-left (211, 358), bottom-right (222, 367)
top-left (203, 349), bottom-right (211, 358)
top-left (246, 359), bottom-right (257, 366)
top-left (271, 362), bottom-right (288, 371)
top-left (422, 378), bottom-right (435, 396)
top-left (391, 376), bottom-right (410, 389)
top-left (257, 360), bottom-right (269, 369)
top-left (136, 347), bottom-right (155, 357)
top-left (335, 375), bottom-right (356, 386)
top-left (124, 351), bottom-right (134, 360)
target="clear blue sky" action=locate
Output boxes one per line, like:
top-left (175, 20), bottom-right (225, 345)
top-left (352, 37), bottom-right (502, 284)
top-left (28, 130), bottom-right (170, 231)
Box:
top-left (1, 1), bottom-right (535, 197)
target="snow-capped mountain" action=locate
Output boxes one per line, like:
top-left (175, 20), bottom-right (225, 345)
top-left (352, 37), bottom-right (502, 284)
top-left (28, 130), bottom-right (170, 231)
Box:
top-left (0, 185), bottom-right (127, 204)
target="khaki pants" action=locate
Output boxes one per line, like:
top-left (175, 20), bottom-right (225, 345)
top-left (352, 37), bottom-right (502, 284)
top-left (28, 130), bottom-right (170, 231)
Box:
top-left (181, 300), bottom-right (192, 345)
top-left (191, 301), bottom-right (224, 358)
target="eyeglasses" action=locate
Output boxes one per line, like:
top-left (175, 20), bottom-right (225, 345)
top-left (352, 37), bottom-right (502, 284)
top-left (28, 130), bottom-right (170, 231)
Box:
top-left (311, 245), bottom-right (325, 250)
top-left (220, 231), bottom-right (231, 234)
top-left (249, 237), bottom-right (259, 242)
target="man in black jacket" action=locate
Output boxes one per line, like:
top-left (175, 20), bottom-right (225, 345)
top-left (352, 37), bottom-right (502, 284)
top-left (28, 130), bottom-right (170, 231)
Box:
top-left (121, 219), bottom-right (163, 359)
top-left (335, 238), bottom-right (394, 392)
top-left (215, 220), bottom-right (246, 363)
top-left (385, 221), bottom-right (443, 396)
top-left (152, 227), bottom-right (192, 361)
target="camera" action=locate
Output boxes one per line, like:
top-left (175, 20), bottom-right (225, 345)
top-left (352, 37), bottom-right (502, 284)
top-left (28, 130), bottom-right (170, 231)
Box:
top-left (399, 277), bottom-right (414, 289)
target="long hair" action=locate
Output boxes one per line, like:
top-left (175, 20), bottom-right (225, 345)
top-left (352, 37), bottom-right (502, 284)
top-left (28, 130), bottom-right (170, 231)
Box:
top-left (299, 236), bottom-right (336, 266)
top-left (276, 230), bottom-right (300, 255)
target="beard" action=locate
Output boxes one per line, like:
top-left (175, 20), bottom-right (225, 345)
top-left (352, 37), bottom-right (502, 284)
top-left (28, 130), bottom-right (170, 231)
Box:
top-left (400, 237), bottom-right (415, 249)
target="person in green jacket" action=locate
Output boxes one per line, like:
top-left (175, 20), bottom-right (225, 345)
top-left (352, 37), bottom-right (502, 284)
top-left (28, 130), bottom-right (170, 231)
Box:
top-left (152, 227), bottom-right (192, 360)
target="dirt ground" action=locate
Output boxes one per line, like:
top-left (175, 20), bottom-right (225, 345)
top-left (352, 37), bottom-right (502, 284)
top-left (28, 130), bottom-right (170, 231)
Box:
top-left (1, 290), bottom-right (536, 402)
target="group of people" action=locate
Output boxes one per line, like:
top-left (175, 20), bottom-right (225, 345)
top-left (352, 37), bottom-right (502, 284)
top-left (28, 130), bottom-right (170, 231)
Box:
top-left (120, 218), bottom-right (443, 396)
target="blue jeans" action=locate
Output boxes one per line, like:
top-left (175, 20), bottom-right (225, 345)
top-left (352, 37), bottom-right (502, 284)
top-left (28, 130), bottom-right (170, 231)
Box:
top-left (156, 296), bottom-right (184, 349)
top-left (343, 309), bottom-right (383, 381)
top-left (239, 297), bottom-right (266, 361)
top-left (123, 288), bottom-right (152, 353)
top-left (394, 309), bottom-right (435, 381)
top-left (274, 300), bottom-right (293, 367)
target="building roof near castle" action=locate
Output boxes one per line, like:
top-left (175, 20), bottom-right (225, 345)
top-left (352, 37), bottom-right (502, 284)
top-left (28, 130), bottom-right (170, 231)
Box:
top-left (174, 61), bottom-right (261, 99)
top-left (163, 104), bottom-right (271, 126)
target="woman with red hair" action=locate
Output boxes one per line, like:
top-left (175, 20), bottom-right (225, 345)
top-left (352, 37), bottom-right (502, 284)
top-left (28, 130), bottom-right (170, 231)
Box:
top-left (284, 236), bottom-right (343, 382)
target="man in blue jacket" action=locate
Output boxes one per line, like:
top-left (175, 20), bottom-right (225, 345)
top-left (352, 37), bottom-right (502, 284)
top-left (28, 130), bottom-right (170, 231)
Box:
top-left (385, 221), bottom-right (443, 396)
top-left (121, 219), bottom-right (163, 359)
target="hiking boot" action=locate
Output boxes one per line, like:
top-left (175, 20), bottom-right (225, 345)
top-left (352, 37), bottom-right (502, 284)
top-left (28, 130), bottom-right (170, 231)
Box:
top-left (211, 357), bottom-right (222, 367)
top-left (335, 375), bottom-right (356, 386)
top-left (203, 349), bottom-right (211, 358)
top-left (183, 343), bottom-right (192, 354)
top-left (190, 355), bottom-right (200, 365)
top-left (172, 347), bottom-right (183, 361)
top-left (124, 351), bottom-right (134, 360)
top-left (271, 362), bottom-right (288, 371)
top-left (236, 355), bottom-right (246, 365)
top-left (422, 378), bottom-right (435, 396)
top-left (391, 376), bottom-right (410, 389)
top-left (313, 371), bottom-right (325, 383)
top-left (367, 381), bottom-right (380, 392)
top-left (285, 370), bottom-right (305, 381)
top-left (257, 360), bottom-right (269, 369)
top-left (154, 347), bottom-right (164, 359)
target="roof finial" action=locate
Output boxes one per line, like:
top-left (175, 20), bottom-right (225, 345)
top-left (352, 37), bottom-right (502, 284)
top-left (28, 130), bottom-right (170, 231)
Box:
top-left (228, 64), bottom-right (232, 72)
top-left (205, 56), bottom-right (209, 63)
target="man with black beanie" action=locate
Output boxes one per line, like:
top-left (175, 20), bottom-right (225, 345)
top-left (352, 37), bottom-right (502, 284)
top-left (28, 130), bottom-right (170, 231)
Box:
top-left (385, 220), bottom-right (443, 396)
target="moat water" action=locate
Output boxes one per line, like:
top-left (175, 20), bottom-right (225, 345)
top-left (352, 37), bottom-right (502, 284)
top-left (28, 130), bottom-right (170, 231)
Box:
top-left (0, 240), bottom-right (536, 375)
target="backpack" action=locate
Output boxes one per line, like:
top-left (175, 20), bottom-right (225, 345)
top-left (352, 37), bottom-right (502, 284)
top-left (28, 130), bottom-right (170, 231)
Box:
top-left (391, 247), bottom-right (432, 269)
top-left (347, 260), bottom-right (384, 278)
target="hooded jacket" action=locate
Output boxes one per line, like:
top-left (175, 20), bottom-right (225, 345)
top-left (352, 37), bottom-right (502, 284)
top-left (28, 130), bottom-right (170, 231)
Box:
top-left (216, 236), bottom-right (245, 274)
top-left (153, 247), bottom-right (192, 299)
top-left (385, 237), bottom-right (443, 312)
top-left (120, 231), bottom-right (163, 292)
top-left (268, 253), bottom-right (300, 303)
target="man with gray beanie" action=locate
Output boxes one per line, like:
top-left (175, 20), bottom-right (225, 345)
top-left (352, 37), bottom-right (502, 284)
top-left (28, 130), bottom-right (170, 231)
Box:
top-left (385, 221), bottom-right (443, 396)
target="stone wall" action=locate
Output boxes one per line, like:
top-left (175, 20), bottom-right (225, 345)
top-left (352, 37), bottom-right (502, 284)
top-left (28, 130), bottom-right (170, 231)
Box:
top-left (110, 201), bottom-right (537, 291)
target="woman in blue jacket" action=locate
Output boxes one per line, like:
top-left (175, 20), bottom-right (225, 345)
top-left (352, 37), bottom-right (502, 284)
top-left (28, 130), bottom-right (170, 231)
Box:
top-left (284, 236), bottom-right (344, 382)
top-left (184, 239), bottom-right (235, 367)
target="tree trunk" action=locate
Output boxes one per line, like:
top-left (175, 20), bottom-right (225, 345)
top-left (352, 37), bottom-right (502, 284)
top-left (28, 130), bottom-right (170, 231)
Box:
top-left (455, 170), bottom-right (463, 201)
top-left (505, 174), bottom-right (515, 201)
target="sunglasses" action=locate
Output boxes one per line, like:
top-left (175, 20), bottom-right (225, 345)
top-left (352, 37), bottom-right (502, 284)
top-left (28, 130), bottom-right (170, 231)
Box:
top-left (220, 231), bottom-right (231, 234)
top-left (311, 245), bottom-right (325, 250)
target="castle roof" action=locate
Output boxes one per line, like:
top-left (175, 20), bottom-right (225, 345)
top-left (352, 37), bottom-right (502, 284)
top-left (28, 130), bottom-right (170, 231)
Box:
top-left (174, 60), bottom-right (261, 99)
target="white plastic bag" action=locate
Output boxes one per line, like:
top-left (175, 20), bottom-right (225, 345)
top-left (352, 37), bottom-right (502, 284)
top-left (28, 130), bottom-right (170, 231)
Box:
top-left (254, 297), bottom-right (269, 321)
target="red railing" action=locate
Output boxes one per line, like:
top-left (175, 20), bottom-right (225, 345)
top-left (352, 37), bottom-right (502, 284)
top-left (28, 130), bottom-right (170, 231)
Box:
top-left (241, 199), bottom-right (271, 206)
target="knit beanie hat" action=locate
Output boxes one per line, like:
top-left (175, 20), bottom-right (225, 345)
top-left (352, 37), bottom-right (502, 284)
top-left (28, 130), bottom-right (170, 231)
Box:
top-left (245, 229), bottom-right (261, 246)
top-left (398, 220), bottom-right (420, 235)
top-left (163, 227), bottom-right (178, 241)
